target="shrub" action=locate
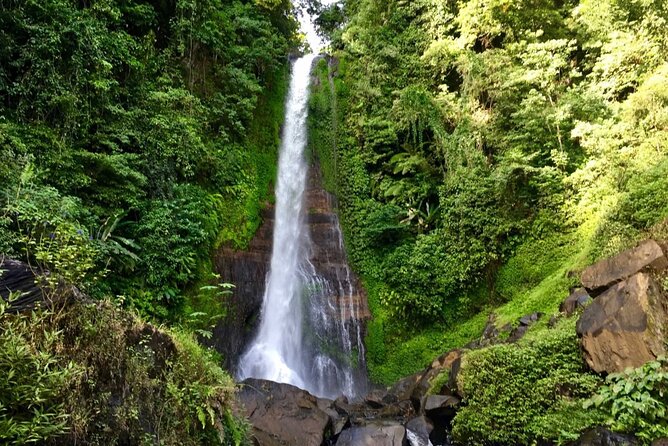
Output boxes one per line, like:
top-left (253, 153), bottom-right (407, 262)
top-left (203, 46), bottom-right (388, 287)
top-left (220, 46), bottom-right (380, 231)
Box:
top-left (585, 358), bottom-right (668, 443)
top-left (619, 160), bottom-right (668, 230)
top-left (0, 298), bottom-right (77, 445)
top-left (0, 296), bottom-right (248, 445)
top-left (452, 318), bottom-right (604, 445)
top-left (4, 167), bottom-right (101, 291)
top-left (57, 301), bottom-right (249, 445)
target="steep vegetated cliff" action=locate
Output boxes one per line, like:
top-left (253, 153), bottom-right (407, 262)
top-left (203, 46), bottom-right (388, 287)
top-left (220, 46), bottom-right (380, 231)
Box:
top-left (307, 0), bottom-right (668, 443)
top-left (0, 0), bottom-right (295, 321)
top-left (310, 0), bottom-right (668, 381)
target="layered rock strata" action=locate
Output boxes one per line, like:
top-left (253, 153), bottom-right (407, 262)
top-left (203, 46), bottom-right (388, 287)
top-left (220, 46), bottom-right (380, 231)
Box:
top-left (211, 164), bottom-right (369, 374)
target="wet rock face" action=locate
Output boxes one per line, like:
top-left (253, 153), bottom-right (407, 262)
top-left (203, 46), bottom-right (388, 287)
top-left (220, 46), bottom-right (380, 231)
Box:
top-left (581, 239), bottom-right (668, 294)
top-left (209, 205), bottom-right (274, 372)
top-left (576, 272), bottom-right (666, 373)
top-left (305, 165), bottom-right (371, 323)
top-left (210, 163), bottom-right (370, 385)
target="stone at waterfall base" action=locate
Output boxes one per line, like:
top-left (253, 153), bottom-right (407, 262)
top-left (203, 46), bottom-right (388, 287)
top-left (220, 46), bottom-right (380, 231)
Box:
top-left (335, 423), bottom-right (407, 446)
top-left (237, 379), bottom-right (332, 446)
top-left (567, 427), bottom-right (639, 446)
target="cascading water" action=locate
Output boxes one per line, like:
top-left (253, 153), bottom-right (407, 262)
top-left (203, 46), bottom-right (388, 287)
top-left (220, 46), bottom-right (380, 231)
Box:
top-left (237, 5), bottom-right (367, 400)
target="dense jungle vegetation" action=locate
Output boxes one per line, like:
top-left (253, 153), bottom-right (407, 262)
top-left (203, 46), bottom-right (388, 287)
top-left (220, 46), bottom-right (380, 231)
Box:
top-left (2, 0), bottom-right (668, 444)
top-left (0, 0), bottom-right (298, 444)
top-left (310, 0), bottom-right (668, 379)
top-left (307, 0), bottom-right (668, 442)
top-left (0, 0), bottom-right (297, 319)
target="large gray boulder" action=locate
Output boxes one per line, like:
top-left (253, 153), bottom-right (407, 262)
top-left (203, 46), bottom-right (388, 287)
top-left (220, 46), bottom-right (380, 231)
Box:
top-left (576, 272), bottom-right (666, 373)
top-left (336, 423), bottom-right (407, 446)
top-left (581, 240), bottom-right (667, 293)
top-left (237, 379), bottom-right (333, 446)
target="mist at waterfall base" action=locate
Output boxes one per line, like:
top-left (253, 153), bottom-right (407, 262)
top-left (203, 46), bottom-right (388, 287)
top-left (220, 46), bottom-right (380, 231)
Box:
top-left (237, 9), bottom-right (368, 400)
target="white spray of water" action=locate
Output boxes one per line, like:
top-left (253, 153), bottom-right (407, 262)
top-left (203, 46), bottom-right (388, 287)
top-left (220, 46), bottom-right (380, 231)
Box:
top-left (237, 54), bottom-right (316, 391)
top-left (237, 2), bottom-right (366, 400)
top-left (407, 429), bottom-right (435, 446)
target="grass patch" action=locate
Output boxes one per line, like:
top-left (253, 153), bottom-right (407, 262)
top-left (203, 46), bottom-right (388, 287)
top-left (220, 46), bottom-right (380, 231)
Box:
top-left (364, 273), bottom-right (488, 383)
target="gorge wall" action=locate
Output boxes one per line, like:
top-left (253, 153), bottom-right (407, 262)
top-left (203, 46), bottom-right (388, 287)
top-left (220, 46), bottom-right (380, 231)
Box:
top-left (210, 163), bottom-right (370, 376)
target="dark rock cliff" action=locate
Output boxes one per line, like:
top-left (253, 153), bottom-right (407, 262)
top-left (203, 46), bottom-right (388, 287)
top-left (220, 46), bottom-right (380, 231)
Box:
top-left (210, 163), bottom-right (369, 374)
top-left (209, 205), bottom-right (274, 372)
top-left (305, 165), bottom-right (370, 323)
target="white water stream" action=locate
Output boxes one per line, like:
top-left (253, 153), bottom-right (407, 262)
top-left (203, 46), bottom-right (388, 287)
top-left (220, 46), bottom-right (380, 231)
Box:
top-left (237, 2), bottom-right (366, 400)
top-left (237, 54), bottom-right (316, 391)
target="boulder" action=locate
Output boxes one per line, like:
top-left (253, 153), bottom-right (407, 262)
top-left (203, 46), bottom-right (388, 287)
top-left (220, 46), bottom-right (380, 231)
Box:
top-left (405, 416), bottom-right (433, 444)
top-left (364, 389), bottom-right (387, 409)
top-left (519, 312), bottom-right (543, 326)
top-left (0, 258), bottom-right (83, 311)
top-left (507, 312), bottom-right (543, 343)
top-left (481, 313), bottom-right (498, 341)
top-left (422, 394), bottom-right (459, 441)
top-left (576, 273), bottom-right (666, 373)
top-left (469, 312), bottom-right (546, 346)
top-left (561, 288), bottom-right (592, 316)
top-left (408, 349), bottom-right (462, 410)
top-left (447, 355), bottom-right (462, 395)
top-left (569, 427), bottom-right (639, 446)
top-left (237, 379), bottom-right (332, 446)
top-left (581, 240), bottom-right (667, 293)
top-left (333, 395), bottom-right (356, 416)
top-left (386, 372), bottom-right (421, 405)
top-left (507, 324), bottom-right (529, 343)
top-left (377, 400), bottom-right (414, 420)
top-left (316, 397), bottom-right (348, 436)
top-left (423, 395), bottom-right (459, 413)
top-left (0, 259), bottom-right (45, 311)
top-left (336, 423), bottom-right (407, 446)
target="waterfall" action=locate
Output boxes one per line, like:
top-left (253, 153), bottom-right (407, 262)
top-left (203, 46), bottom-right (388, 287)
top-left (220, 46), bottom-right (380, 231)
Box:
top-left (237, 47), bottom-right (367, 399)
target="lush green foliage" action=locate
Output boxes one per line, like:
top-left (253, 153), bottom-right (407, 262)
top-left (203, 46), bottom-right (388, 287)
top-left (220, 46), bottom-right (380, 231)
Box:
top-left (0, 298), bottom-right (248, 445)
top-left (586, 358), bottom-right (668, 443)
top-left (0, 297), bottom-right (77, 445)
top-left (452, 318), bottom-right (604, 445)
top-left (309, 0), bottom-right (668, 384)
top-left (0, 1), bottom-right (299, 443)
top-left (0, 0), bottom-right (296, 319)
